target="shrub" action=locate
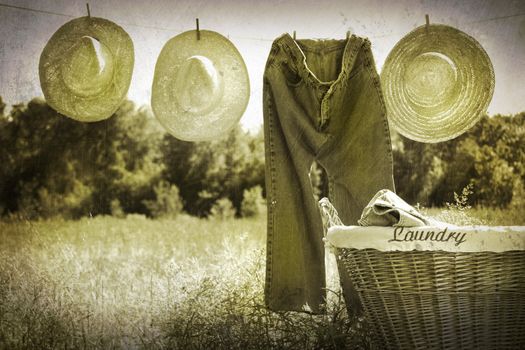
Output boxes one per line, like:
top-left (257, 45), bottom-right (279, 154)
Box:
top-left (143, 181), bottom-right (184, 218)
top-left (160, 126), bottom-right (265, 216)
top-left (110, 199), bottom-right (125, 218)
top-left (209, 197), bottom-right (236, 220)
top-left (510, 178), bottom-right (525, 208)
top-left (240, 186), bottom-right (266, 218)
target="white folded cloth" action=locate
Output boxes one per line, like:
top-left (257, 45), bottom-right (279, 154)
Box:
top-left (357, 189), bottom-right (446, 227)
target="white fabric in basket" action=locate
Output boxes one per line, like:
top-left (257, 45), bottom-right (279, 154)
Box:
top-left (326, 225), bottom-right (525, 252)
top-left (358, 189), bottom-right (446, 227)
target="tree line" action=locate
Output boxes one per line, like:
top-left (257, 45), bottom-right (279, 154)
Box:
top-left (0, 96), bottom-right (522, 219)
top-left (393, 111), bottom-right (524, 208)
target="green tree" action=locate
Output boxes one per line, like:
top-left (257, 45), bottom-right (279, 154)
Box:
top-left (240, 185), bottom-right (266, 217)
top-left (209, 197), bottom-right (236, 220)
top-left (143, 180), bottom-right (184, 218)
top-left (0, 98), bottom-right (164, 218)
top-left (394, 113), bottom-right (525, 208)
top-left (160, 126), bottom-right (265, 216)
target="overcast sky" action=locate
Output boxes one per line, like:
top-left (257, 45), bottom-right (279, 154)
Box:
top-left (1, 0), bottom-right (524, 131)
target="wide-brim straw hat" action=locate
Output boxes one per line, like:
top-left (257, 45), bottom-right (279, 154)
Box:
top-left (39, 16), bottom-right (134, 122)
top-left (151, 30), bottom-right (250, 142)
top-left (381, 24), bottom-right (494, 143)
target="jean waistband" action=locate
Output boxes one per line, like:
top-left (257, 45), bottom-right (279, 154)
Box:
top-left (271, 33), bottom-right (366, 86)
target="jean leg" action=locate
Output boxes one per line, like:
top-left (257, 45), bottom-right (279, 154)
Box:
top-left (319, 43), bottom-right (395, 226)
top-left (263, 75), bottom-right (330, 313)
top-left (318, 42), bottom-right (395, 317)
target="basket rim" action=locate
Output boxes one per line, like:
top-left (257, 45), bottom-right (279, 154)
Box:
top-left (327, 225), bottom-right (525, 253)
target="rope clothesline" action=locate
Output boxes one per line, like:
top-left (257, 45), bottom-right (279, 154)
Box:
top-left (1, 2), bottom-right (525, 43)
top-left (0, 2), bottom-right (186, 33)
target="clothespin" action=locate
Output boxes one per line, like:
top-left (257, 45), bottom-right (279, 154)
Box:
top-left (293, 30), bottom-right (296, 40)
top-left (425, 14), bottom-right (430, 33)
top-left (196, 18), bottom-right (200, 40)
top-left (346, 30), bottom-right (350, 39)
top-left (86, 3), bottom-right (91, 18)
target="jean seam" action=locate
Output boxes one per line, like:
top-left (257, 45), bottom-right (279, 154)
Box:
top-left (266, 42), bottom-right (281, 69)
top-left (362, 39), bottom-right (395, 190)
top-left (264, 80), bottom-right (277, 306)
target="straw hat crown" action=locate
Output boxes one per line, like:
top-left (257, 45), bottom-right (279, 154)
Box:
top-left (381, 24), bottom-right (494, 143)
top-left (152, 30), bottom-right (250, 142)
top-left (39, 16), bottom-right (134, 122)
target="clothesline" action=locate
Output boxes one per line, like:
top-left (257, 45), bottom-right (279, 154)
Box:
top-left (1, 2), bottom-right (525, 43)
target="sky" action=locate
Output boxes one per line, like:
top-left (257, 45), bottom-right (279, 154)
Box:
top-left (1, 0), bottom-right (524, 131)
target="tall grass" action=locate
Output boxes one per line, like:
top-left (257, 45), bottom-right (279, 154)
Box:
top-left (0, 214), bottom-right (368, 349)
top-left (1, 204), bottom-right (522, 349)
top-left (424, 185), bottom-right (525, 226)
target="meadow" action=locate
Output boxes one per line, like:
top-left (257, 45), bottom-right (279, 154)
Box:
top-left (0, 206), bottom-right (523, 350)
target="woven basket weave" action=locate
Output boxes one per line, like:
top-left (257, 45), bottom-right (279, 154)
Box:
top-left (319, 198), bottom-right (525, 349)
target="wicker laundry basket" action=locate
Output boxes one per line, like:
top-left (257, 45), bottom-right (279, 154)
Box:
top-left (319, 198), bottom-right (525, 350)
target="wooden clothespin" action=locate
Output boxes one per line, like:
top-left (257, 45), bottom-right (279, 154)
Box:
top-left (86, 3), bottom-right (91, 18)
top-left (425, 14), bottom-right (430, 33)
top-left (196, 18), bottom-right (200, 40)
top-left (293, 30), bottom-right (296, 40)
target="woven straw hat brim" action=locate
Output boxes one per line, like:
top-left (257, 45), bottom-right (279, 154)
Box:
top-left (151, 30), bottom-right (250, 142)
top-left (39, 16), bottom-right (134, 122)
top-left (381, 24), bottom-right (494, 143)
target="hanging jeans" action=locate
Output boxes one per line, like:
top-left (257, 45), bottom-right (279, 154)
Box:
top-left (263, 33), bottom-right (395, 313)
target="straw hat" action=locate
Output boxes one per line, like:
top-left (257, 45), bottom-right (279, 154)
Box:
top-left (151, 30), bottom-right (250, 142)
top-left (381, 24), bottom-right (494, 143)
top-left (39, 16), bottom-right (134, 122)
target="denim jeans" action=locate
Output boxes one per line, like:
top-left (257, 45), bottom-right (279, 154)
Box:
top-left (263, 33), bottom-right (395, 313)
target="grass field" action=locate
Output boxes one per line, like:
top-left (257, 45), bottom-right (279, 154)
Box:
top-left (0, 207), bottom-right (523, 349)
